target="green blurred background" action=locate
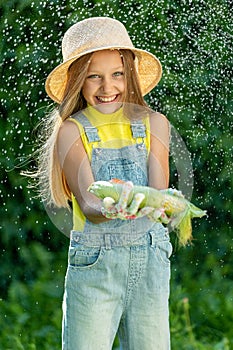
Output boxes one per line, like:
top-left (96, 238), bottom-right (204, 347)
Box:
top-left (0, 0), bottom-right (232, 349)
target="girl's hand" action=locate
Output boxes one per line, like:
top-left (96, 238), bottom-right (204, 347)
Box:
top-left (147, 208), bottom-right (171, 224)
top-left (101, 181), bottom-right (154, 220)
top-left (160, 188), bottom-right (184, 198)
top-left (147, 188), bottom-right (184, 224)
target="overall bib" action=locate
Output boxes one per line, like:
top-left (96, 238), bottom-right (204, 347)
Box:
top-left (62, 114), bottom-right (172, 350)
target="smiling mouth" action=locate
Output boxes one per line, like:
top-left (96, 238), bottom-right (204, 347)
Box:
top-left (96, 95), bottom-right (118, 103)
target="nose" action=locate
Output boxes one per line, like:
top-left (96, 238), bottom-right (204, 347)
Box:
top-left (100, 76), bottom-right (113, 94)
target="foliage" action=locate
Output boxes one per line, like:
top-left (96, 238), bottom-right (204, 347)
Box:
top-left (0, 0), bottom-right (232, 349)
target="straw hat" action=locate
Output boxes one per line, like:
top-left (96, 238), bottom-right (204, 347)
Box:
top-left (45, 17), bottom-right (162, 103)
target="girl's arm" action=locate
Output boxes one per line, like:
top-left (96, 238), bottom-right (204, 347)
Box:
top-left (148, 112), bottom-right (170, 190)
top-left (57, 120), bottom-right (107, 223)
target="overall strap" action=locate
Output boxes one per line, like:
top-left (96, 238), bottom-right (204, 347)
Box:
top-left (130, 119), bottom-right (147, 140)
top-left (72, 113), bottom-right (146, 142)
top-left (73, 113), bottom-right (100, 143)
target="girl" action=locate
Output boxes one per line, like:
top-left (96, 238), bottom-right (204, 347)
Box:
top-left (42, 17), bottom-right (172, 349)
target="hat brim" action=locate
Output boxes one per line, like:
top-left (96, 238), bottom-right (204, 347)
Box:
top-left (45, 46), bottom-right (162, 103)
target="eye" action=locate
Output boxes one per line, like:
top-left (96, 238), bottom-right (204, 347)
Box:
top-left (113, 71), bottom-right (124, 77)
top-left (87, 74), bottom-right (101, 79)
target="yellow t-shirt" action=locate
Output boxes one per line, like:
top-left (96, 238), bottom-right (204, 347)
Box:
top-left (68, 105), bottom-right (151, 231)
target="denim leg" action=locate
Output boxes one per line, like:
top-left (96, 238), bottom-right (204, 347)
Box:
top-left (62, 243), bottom-right (128, 350)
top-left (62, 281), bottom-right (120, 350)
top-left (118, 231), bottom-right (172, 350)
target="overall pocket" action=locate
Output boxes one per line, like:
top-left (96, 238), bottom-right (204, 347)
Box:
top-left (155, 240), bottom-right (173, 266)
top-left (149, 227), bottom-right (173, 267)
top-left (68, 242), bottom-right (104, 269)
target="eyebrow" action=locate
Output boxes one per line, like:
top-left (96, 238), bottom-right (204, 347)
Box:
top-left (88, 65), bottom-right (124, 73)
top-left (112, 65), bottom-right (124, 69)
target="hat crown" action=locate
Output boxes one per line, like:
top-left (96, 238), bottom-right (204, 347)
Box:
top-left (62, 17), bottom-right (134, 61)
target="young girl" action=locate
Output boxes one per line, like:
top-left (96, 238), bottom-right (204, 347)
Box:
top-left (42, 17), bottom-right (172, 349)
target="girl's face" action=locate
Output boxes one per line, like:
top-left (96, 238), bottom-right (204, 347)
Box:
top-left (82, 50), bottom-right (125, 113)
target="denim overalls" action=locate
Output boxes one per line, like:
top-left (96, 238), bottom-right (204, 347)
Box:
top-left (62, 114), bottom-right (172, 350)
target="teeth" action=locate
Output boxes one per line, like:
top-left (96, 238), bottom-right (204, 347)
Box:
top-left (97, 95), bottom-right (117, 102)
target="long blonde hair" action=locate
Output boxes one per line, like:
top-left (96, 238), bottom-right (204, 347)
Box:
top-left (32, 49), bottom-right (148, 208)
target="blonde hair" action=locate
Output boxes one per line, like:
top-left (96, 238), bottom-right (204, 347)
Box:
top-left (32, 49), bottom-right (149, 208)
